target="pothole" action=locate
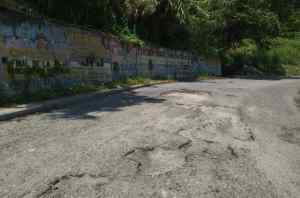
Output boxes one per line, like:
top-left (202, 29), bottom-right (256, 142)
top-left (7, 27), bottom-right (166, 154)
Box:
top-left (160, 89), bottom-right (211, 106)
top-left (124, 137), bottom-right (192, 176)
top-left (182, 142), bottom-right (277, 198)
top-left (161, 89), bottom-right (212, 96)
top-left (188, 106), bottom-right (256, 143)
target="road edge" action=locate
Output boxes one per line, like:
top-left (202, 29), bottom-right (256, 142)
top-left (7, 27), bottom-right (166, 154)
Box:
top-left (0, 81), bottom-right (173, 121)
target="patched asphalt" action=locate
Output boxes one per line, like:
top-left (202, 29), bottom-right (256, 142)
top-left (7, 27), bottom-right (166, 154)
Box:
top-left (0, 79), bottom-right (300, 198)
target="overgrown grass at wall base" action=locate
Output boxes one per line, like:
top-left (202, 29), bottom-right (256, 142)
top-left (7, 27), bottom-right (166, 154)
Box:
top-left (104, 76), bottom-right (158, 89)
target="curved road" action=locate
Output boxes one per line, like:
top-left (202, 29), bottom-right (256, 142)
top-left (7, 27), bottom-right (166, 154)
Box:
top-left (0, 79), bottom-right (300, 198)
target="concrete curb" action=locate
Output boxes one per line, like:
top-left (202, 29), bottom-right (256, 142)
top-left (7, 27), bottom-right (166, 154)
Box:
top-left (0, 81), bottom-right (172, 121)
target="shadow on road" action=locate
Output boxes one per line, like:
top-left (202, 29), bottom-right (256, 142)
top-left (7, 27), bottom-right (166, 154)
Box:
top-left (46, 90), bottom-right (166, 120)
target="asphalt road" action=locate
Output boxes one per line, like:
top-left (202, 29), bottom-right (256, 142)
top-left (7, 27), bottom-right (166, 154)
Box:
top-left (0, 78), bottom-right (300, 198)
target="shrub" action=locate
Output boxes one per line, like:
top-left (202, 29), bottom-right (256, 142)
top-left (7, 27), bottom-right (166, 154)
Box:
top-left (118, 27), bottom-right (145, 47)
top-left (224, 39), bottom-right (258, 74)
top-left (271, 37), bottom-right (300, 65)
top-left (224, 39), bottom-right (287, 75)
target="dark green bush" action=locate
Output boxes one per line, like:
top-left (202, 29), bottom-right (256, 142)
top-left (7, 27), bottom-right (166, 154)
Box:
top-left (224, 39), bottom-right (287, 75)
top-left (224, 39), bottom-right (258, 73)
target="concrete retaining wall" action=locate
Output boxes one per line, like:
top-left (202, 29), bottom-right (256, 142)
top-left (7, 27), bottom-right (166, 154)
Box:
top-left (0, 8), bottom-right (221, 91)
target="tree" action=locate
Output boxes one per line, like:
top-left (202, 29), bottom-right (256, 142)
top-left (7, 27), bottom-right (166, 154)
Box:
top-left (15, 0), bottom-right (298, 73)
top-left (124, 0), bottom-right (158, 31)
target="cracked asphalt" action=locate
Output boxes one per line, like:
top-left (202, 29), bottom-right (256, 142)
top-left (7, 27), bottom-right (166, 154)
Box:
top-left (0, 78), bottom-right (300, 198)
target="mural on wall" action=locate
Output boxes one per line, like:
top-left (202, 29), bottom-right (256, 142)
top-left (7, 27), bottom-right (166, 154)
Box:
top-left (0, 8), bottom-right (221, 90)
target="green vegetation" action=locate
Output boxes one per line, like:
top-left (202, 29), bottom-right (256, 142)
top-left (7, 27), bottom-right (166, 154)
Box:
top-left (273, 37), bottom-right (300, 65)
top-left (118, 27), bottom-right (145, 47)
top-left (106, 77), bottom-right (151, 89)
top-left (105, 76), bottom-right (172, 89)
top-left (284, 65), bottom-right (300, 76)
top-left (224, 39), bottom-right (284, 75)
top-left (272, 37), bottom-right (300, 75)
top-left (5, 0), bottom-right (300, 76)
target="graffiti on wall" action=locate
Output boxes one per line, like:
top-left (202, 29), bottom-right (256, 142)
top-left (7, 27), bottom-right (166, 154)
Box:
top-left (0, 9), bottom-right (221, 88)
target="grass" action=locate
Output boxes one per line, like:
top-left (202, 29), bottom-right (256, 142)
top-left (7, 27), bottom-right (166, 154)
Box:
top-left (105, 77), bottom-right (152, 89)
top-left (283, 64), bottom-right (300, 76)
top-left (272, 37), bottom-right (300, 66)
top-left (224, 37), bottom-right (300, 76)
top-left (271, 37), bottom-right (300, 76)
top-left (0, 77), bottom-right (167, 107)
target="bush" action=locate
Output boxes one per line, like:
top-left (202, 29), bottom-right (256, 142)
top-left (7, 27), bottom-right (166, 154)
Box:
top-left (254, 49), bottom-right (285, 75)
top-left (225, 39), bottom-right (258, 67)
top-left (118, 27), bottom-right (145, 47)
top-left (271, 37), bottom-right (300, 65)
top-left (224, 39), bottom-right (258, 74)
top-left (283, 65), bottom-right (300, 76)
top-left (224, 39), bottom-right (287, 76)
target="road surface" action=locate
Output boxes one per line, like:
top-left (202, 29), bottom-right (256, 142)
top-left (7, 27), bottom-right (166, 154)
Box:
top-left (0, 79), bottom-right (300, 198)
